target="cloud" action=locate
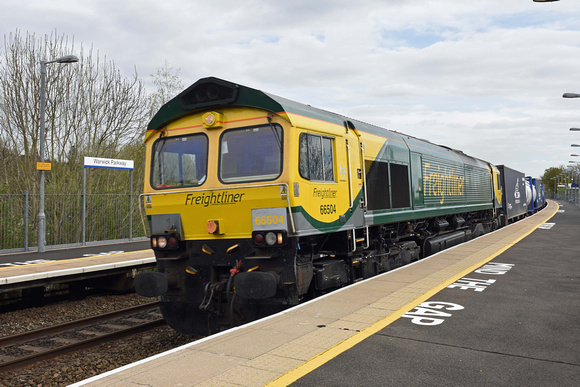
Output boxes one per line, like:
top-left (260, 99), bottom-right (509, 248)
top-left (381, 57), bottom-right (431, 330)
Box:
top-left (1, 0), bottom-right (579, 177)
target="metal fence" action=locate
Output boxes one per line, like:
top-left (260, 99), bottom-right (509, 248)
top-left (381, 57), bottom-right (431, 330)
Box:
top-left (547, 188), bottom-right (580, 206)
top-left (0, 192), bottom-right (147, 253)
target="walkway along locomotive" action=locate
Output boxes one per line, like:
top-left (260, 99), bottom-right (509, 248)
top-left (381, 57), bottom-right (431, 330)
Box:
top-left (135, 77), bottom-right (534, 335)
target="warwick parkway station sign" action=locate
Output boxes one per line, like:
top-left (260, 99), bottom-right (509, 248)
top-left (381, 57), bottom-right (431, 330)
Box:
top-left (83, 156), bottom-right (134, 170)
top-left (81, 156), bottom-right (135, 245)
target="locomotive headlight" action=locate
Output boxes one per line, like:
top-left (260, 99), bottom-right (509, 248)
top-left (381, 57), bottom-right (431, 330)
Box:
top-left (151, 233), bottom-right (181, 250)
top-left (202, 111), bottom-right (223, 129)
top-left (157, 236), bottom-right (168, 249)
top-left (252, 230), bottom-right (287, 247)
top-left (265, 232), bottom-right (277, 246)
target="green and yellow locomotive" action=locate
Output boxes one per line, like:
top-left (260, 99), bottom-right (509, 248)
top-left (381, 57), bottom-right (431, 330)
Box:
top-left (135, 77), bottom-right (503, 335)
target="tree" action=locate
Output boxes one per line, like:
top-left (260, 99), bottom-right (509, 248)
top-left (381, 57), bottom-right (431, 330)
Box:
top-left (0, 30), bottom-right (149, 195)
top-left (541, 166), bottom-right (564, 193)
top-left (0, 138), bottom-right (12, 191)
top-left (148, 59), bottom-right (184, 118)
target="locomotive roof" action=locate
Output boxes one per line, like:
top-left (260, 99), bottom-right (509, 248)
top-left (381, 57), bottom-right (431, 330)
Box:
top-left (149, 77), bottom-right (388, 136)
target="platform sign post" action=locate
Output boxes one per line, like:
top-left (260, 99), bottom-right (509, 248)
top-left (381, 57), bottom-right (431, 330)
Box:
top-left (82, 157), bottom-right (134, 245)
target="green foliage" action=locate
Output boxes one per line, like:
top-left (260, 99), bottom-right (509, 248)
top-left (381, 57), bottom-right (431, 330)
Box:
top-left (541, 166), bottom-right (565, 193)
top-left (0, 31), bottom-right (182, 250)
top-left (0, 30), bottom-right (149, 196)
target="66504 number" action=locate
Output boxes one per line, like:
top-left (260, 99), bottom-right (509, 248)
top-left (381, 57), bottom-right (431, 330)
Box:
top-left (320, 204), bottom-right (336, 215)
top-left (254, 215), bottom-right (284, 225)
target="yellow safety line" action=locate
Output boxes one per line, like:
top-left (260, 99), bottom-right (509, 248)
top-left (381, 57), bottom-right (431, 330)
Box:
top-left (268, 202), bottom-right (559, 386)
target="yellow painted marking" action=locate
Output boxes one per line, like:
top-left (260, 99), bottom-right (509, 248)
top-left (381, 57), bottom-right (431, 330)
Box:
top-left (226, 244), bottom-right (239, 254)
top-left (267, 202), bottom-right (558, 386)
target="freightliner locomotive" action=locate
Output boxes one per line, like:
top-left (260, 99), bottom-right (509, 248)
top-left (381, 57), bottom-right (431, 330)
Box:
top-left (135, 77), bottom-right (545, 335)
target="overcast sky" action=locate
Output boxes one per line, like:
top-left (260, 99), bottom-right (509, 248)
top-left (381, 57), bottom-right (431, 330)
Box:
top-left (2, 0), bottom-right (580, 178)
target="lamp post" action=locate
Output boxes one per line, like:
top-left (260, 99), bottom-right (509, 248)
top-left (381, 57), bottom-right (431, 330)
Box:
top-left (564, 96), bottom-right (579, 199)
top-left (569, 162), bottom-right (580, 206)
top-left (38, 54), bottom-right (79, 252)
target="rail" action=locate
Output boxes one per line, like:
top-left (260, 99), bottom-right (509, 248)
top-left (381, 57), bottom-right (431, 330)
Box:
top-left (0, 302), bottom-right (163, 372)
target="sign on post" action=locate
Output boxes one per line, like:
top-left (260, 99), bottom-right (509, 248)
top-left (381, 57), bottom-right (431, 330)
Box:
top-left (83, 157), bottom-right (134, 170)
top-left (36, 162), bottom-right (52, 171)
top-left (82, 156), bottom-right (135, 245)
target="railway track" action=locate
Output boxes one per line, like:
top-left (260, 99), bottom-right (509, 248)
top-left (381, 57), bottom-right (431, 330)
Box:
top-left (0, 301), bottom-right (165, 372)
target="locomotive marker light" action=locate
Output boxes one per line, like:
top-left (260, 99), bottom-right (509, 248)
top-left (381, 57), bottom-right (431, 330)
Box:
top-left (38, 54), bottom-right (79, 252)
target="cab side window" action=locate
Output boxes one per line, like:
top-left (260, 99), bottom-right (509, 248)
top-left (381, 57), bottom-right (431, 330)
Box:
top-left (299, 133), bottom-right (334, 182)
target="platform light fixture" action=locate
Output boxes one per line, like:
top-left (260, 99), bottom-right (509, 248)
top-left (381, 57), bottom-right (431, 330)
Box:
top-left (38, 54), bottom-right (79, 253)
top-left (533, 0), bottom-right (559, 2)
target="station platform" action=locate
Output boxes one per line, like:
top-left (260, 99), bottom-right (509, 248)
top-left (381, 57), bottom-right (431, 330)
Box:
top-left (73, 199), bottom-right (578, 386)
top-left (0, 240), bottom-right (153, 291)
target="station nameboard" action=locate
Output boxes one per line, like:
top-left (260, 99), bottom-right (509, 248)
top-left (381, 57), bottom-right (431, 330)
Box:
top-left (83, 157), bottom-right (134, 170)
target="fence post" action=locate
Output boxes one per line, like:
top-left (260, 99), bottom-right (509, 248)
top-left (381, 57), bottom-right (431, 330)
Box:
top-left (24, 190), bottom-right (29, 251)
